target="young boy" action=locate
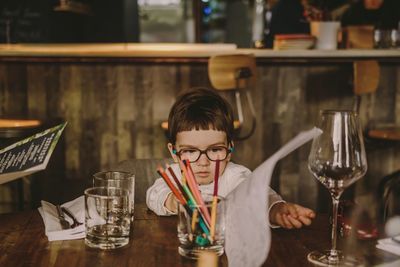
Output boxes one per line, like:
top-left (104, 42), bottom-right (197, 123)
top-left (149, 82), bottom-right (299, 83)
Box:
top-left (146, 88), bottom-right (315, 229)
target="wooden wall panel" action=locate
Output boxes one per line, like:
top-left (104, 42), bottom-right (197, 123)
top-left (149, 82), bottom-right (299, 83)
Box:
top-left (0, 61), bottom-right (399, 215)
top-left (1, 64), bottom-right (28, 116)
top-left (115, 65), bottom-right (136, 163)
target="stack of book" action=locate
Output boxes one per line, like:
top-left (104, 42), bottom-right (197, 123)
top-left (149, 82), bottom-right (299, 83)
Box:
top-left (273, 34), bottom-right (315, 50)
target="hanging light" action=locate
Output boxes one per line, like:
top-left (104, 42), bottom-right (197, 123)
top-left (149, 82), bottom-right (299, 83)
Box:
top-left (54, 0), bottom-right (92, 15)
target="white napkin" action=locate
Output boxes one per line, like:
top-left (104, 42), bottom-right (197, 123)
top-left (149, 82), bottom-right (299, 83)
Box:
top-left (38, 196), bottom-right (85, 241)
top-left (376, 236), bottom-right (400, 256)
top-left (225, 127), bottom-right (322, 267)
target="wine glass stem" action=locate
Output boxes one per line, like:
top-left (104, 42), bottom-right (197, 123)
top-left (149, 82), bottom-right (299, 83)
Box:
top-left (330, 197), bottom-right (340, 261)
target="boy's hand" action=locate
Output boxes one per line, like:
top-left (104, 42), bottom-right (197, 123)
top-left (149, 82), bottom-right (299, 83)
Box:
top-left (164, 193), bottom-right (178, 213)
top-left (269, 202), bottom-right (315, 229)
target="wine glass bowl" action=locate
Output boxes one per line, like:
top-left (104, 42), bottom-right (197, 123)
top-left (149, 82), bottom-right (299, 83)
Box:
top-left (308, 110), bottom-right (367, 266)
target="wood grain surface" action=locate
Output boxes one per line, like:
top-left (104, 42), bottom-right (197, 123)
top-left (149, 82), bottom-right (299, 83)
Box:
top-left (0, 204), bottom-right (398, 267)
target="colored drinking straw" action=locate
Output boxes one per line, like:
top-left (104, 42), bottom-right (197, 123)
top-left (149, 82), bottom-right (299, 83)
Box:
top-left (169, 163), bottom-right (202, 235)
top-left (191, 209), bottom-right (199, 232)
top-left (166, 164), bottom-right (189, 201)
top-left (157, 167), bottom-right (186, 205)
top-left (210, 159), bottom-right (220, 241)
top-left (179, 159), bottom-right (212, 226)
top-left (158, 166), bottom-right (210, 235)
top-left (166, 165), bottom-right (197, 210)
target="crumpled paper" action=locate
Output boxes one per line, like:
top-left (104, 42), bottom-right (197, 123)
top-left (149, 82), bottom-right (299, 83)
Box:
top-left (225, 127), bottom-right (322, 267)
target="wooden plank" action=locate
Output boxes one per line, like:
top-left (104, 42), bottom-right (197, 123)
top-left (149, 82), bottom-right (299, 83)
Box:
top-left (3, 64), bottom-right (28, 116)
top-left (61, 65), bottom-right (83, 178)
top-left (0, 61), bottom-right (399, 215)
top-left (0, 207), bottom-right (397, 266)
top-left (115, 65), bottom-right (136, 162)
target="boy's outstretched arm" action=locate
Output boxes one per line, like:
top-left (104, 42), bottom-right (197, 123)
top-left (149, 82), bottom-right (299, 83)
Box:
top-left (269, 202), bottom-right (316, 229)
top-left (146, 178), bottom-right (178, 216)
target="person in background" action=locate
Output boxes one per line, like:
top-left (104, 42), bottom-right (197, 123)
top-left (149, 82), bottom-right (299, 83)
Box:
top-left (146, 88), bottom-right (315, 229)
top-left (341, 0), bottom-right (400, 28)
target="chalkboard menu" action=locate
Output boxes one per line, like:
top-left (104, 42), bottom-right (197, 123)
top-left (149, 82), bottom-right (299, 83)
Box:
top-left (0, 0), bottom-right (52, 43)
top-left (0, 122), bottom-right (66, 185)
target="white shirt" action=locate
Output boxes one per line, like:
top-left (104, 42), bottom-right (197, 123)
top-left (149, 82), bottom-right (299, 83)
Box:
top-left (146, 162), bottom-right (284, 222)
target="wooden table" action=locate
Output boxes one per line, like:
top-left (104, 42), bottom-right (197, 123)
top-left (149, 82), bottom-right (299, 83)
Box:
top-left (0, 204), bottom-right (398, 267)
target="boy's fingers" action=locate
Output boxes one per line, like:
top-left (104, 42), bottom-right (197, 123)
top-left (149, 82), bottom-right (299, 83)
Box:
top-left (287, 215), bottom-right (302, 229)
top-left (286, 204), bottom-right (299, 218)
top-left (274, 204), bottom-right (315, 229)
top-left (282, 214), bottom-right (293, 229)
top-left (294, 204), bottom-right (315, 218)
top-left (298, 215), bottom-right (312, 226)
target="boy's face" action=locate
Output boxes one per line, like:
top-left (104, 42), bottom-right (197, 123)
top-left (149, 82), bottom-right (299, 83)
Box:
top-left (168, 129), bottom-right (232, 185)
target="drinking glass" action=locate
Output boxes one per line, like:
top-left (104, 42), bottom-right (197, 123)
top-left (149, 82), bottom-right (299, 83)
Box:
top-left (84, 187), bottom-right (131, 249)
top-left (308, 110), bottom-right (367, 266)
top-left (93, 171), bottom-right (135, 218)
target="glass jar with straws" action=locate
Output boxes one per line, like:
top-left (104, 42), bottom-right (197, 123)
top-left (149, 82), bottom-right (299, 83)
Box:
top-left (157, 160), bottom-right (225, 259)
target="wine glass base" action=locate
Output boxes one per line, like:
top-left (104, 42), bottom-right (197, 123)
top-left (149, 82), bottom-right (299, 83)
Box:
top-left (307, 250), bottom-right (363, 267)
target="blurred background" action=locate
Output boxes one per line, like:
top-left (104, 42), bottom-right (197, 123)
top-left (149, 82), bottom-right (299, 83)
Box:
top-left (1, 0), bottom-right (397, 46)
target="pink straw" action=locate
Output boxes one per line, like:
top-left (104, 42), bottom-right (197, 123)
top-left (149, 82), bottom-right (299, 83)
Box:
top-left (179, 159), bottom-right (211, 226)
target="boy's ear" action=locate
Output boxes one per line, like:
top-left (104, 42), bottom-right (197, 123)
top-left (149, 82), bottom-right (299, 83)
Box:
top-left (227, 141), bottom-right (234, 161)
top-left (167, 143), bottom-right (179, 162)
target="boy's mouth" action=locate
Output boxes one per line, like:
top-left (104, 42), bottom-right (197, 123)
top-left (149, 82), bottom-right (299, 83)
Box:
top-left (196, 171), bottom-right (210, 178)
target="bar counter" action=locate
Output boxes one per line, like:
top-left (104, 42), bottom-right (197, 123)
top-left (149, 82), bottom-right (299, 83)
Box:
top-left (0, 43), bottom-right (399, 214)
top-left (0, 43), bottom-right (399, 62)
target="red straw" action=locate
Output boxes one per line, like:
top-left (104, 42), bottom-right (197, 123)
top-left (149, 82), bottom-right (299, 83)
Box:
top-left (213, 160), bottom-right (220, 197)
top-left (157, 167), bottom-right (186, 206)
top-left (166, 164), bottom-right (189, 200)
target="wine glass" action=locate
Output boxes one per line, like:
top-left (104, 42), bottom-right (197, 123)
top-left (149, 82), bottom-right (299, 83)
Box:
top-left (308, 110), bottom-right (367, 266)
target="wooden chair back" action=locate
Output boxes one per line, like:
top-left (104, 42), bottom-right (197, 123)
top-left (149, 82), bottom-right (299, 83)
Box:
top-left (208, 54), bottom-right (256, 91)
top-left (208, 54), bottom-right (257, 140)
top-left (343, 26), bottom-right (374, 49)
top-left (353, 60), bottom-right (400, 141)
top-left (353, 60), bottom-right (380, 96)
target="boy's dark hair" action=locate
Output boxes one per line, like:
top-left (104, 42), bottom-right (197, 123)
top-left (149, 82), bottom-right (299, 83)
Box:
top-left (168, 87), bottom-right (234, 145)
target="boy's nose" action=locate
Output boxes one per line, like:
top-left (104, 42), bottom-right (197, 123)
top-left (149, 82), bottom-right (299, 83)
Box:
top-left (197, 153), bottom-right (210, 165)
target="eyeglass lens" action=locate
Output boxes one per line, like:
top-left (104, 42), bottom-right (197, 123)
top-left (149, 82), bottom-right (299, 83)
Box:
top-left (178, 147), bottom-right (228, 162)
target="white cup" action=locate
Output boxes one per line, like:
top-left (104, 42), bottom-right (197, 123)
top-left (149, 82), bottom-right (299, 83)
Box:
top-left (311, 21), bottom-right (341, 50)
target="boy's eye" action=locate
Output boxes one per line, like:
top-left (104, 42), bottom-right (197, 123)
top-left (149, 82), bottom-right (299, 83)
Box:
top-left (208, 147), bottom-right (224, 153)
top-left (180, 149), bottom-right (198, 154)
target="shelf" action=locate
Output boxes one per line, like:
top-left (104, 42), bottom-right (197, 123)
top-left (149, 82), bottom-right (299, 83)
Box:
top-left (0, 43), bottom-right (398, 63)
